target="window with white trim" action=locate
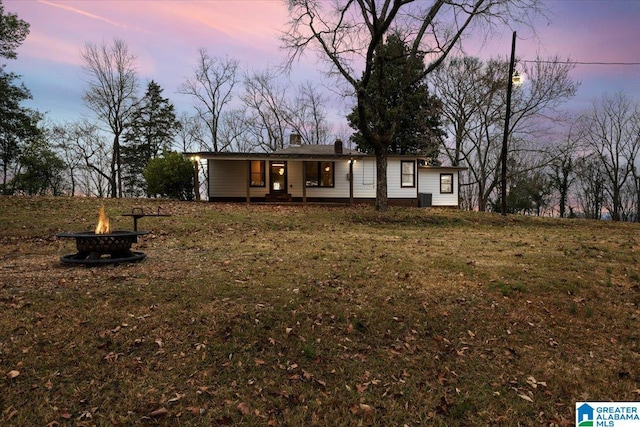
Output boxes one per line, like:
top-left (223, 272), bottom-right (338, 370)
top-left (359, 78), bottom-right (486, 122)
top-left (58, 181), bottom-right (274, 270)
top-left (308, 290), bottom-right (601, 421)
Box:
top-left (401, 161), bottom-right (415, 188)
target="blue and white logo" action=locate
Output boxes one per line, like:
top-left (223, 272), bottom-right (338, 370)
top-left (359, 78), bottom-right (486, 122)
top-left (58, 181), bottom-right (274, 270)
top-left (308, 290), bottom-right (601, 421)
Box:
top-left (577, 403), bottom-right (594, 426)
top-left (576, 402), bottom-right (640, 427)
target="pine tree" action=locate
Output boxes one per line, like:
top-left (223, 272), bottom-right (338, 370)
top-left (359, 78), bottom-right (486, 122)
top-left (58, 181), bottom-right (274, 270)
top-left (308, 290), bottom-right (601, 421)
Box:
top-left (347, 33), bottom-right (444, 162)
top-left (122, 81), bottom-right (180, 196)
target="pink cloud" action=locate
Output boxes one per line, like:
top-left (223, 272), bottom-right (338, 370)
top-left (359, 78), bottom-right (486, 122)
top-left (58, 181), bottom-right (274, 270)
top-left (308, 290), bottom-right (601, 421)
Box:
top-left (3, 0), bottom-right (638, 124)
top-left (37, 0), bottom-right (130, 29)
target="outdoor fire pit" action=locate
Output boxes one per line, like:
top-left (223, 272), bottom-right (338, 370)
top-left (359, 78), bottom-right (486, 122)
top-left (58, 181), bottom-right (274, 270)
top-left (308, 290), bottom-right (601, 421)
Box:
top-left (57, 206), bottom-right (148, 265)
top-left (57, 230), bottom-right (148, 265)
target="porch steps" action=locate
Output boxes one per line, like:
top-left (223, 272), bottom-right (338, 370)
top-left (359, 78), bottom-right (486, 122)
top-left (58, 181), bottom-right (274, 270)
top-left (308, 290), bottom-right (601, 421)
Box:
top-left (265, 193), bottom-right (293, 202)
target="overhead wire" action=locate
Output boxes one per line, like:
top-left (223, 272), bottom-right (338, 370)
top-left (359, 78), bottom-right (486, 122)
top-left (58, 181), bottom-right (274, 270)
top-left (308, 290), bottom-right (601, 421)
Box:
top-left (521, 60), bottom-right (640, 66)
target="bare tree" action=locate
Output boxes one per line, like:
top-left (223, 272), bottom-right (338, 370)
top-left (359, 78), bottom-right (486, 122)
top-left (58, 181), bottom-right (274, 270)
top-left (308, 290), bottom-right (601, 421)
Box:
top-left (547, 136), bottom-right (578, 218)
top-left (50, 122), bottom-right (81, 195)
top-left (431, 55), bottom-right (576, 211)
top-left (175, 112), bottom-right (203, 153)
top-left (179, 50), bottom-right (239, 153)
top-left (219, 109), bottom-right (254, 152)
top-left (55, 120), bottom-right (112, 197)
top-left (282, 0), bottom-right (541, 211)
top-left (574, 154), bottom-right (605, 220)
top-left (81, 38), bottom-right (138, 198)
top-left (286, 81), bottom-right (332, 145)
top-left (431, 57), bottom-right (483, 167)
top-left (578, 92), bottom-right (640, 221)
top-left (632, 165), bottom-right (640, 222)
top-left (241, 69), bottom-right (290, 152)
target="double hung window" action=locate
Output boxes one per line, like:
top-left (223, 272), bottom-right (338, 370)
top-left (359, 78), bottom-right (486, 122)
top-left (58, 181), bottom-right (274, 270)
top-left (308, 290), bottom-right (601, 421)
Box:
top-left (401, 161), bottom-right (415, 188)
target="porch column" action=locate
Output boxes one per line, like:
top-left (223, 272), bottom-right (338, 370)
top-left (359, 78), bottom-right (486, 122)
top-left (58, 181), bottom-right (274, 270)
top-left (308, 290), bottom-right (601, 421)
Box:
top-left (246, 160), bottom-right (250, 204)
top-left (302, 161), bottom-right (307, 204)
top-left (349, 159), bottom-right (354, 206)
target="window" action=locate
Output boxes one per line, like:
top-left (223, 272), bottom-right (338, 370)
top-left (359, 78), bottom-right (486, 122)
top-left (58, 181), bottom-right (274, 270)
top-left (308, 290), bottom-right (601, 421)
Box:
top-left (401, 161), bottom-right (415, 188)
top-left (250, 160), bottom-right (265, 187)
top-left (440, 173), bottom-right (453, 194)
top-left (305, 161), bottom-right (334, 187)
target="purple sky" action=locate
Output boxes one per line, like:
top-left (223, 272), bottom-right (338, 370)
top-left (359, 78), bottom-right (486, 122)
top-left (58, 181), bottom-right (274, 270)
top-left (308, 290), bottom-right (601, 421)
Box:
top-left (3, 0), bottom-right (640, 131)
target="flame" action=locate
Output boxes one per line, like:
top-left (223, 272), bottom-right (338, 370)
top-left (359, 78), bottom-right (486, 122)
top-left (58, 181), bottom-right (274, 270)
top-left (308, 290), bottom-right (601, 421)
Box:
top-left (95, 205), bottom-right (111, 234)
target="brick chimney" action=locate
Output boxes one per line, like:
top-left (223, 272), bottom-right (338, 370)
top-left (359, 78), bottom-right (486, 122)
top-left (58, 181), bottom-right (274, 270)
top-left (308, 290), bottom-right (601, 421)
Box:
top-left (289, 133), bottom-right (301, 146)
top-left (334, 139), bottom-right (343, 154)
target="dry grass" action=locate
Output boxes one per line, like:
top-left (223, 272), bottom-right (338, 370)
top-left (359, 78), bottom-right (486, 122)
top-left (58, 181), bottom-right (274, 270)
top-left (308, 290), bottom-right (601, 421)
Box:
top-left (1, 196), bottom-right (639, 426)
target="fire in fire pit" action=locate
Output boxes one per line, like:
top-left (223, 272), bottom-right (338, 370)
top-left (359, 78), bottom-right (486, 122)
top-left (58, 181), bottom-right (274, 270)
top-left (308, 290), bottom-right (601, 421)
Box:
top-left (57, 206), bottom-right (148, 265)
top-left (95, 205), bottom-right (110, 234)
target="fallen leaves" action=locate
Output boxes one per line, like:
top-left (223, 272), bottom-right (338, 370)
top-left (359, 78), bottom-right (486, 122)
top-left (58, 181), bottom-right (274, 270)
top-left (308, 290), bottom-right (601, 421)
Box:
top-left (237, 402), bottom-right (251, 416)
top-left (518, 393), bottom-right (534, 402)
top-left (2, 406), bottom-right (18, 421)
top-left (526, 376), bottom-right (547, 389)
top-left (350, 403), bottom-right (374, 416)
top-left (2, 198), bottom-right (640, 426)
top-left (149, 407), bottom-right (168, 418)
top-left (513, 375), bottom-right (548, 403)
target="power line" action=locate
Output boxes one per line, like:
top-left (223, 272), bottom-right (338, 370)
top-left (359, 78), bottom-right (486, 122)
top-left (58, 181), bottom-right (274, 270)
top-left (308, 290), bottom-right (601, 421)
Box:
top-left (521, 60), bottom-right (640, 66)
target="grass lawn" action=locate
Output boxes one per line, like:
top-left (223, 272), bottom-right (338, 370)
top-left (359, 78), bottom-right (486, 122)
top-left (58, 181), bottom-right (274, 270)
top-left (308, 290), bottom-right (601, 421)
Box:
top-left (1, 196), bottom-right (639, 426)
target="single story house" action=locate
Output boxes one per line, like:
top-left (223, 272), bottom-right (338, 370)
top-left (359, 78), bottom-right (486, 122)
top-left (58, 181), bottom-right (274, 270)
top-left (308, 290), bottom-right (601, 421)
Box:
top-left (188, 139), bottom-right (465, 207)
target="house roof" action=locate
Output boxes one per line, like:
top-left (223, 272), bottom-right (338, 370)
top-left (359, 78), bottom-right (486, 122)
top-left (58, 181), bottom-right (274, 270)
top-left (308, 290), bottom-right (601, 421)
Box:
top-left (275, 144), bottom-right (361, 156)
top-left (185, 144), bottom-right (467, 170)
top-left (186, 143), bottom-right (365, 161)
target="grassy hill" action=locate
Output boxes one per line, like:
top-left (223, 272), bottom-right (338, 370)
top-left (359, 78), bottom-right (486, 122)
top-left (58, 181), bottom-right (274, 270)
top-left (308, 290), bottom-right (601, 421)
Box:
top-left (1, 196), bottom-right (639, 426)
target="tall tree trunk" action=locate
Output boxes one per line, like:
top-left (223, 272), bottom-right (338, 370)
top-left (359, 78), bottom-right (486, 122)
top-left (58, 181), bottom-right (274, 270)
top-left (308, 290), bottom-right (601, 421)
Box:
top-left (375, 152), bottom-right (388, 211)
top-left (116, 138), bottom-right (122, 197)
top-left (110, 135), bottom-right (117, 198)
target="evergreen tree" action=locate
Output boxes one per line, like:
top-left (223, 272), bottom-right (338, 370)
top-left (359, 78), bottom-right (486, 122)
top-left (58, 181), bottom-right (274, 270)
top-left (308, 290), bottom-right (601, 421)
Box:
top-left (0, 1), bottom-right (30, 61)
top-left (122, 80), bottom-right (180, 196)
top-left (0, 71), bottom-right (41, 193)
top-left (346, 33), bottom-right (445, 161)
top-left (13, 136), bottom-right (66, 195)
top-left (0, 4), bottom-right (41, 194)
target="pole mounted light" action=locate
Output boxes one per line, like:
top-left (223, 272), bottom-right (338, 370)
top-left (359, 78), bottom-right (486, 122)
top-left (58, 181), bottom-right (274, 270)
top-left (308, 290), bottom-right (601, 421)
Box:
top-left (501, 31), bottom-right (517, 216)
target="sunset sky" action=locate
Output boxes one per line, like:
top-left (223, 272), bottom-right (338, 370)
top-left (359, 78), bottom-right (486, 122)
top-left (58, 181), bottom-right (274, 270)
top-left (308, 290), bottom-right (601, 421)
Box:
top-left (3, 0), bottom-right (640, 134)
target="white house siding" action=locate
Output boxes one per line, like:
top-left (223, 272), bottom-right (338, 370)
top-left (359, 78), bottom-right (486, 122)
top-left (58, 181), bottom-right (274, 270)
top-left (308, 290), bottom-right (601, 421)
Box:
top-left (208, 159), bottom-right (269, 198)
top-left (418, 168), bottom-right (459, 206)
top-left (351, 158), bottom-right (376, 198)
top-left (209, 160), bottom-right (245, 197)
top-left (386, 159), bottom-right (419, 199)
top-left (205, 156), bottom-right (460, 207)
top-left (286, 161), bottom-right (302, 196)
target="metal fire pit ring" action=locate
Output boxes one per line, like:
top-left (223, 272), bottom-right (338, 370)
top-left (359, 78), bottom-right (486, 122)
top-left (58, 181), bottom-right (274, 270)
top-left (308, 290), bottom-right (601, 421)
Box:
top-left (57, 230), bottom-right (148, 266)
top-left (60, 251), bottom-right (147, 265)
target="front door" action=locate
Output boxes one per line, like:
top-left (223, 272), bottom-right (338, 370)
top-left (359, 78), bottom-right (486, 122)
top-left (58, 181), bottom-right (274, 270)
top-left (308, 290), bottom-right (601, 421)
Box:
top-left (270, 161), bottom-right (287, 193)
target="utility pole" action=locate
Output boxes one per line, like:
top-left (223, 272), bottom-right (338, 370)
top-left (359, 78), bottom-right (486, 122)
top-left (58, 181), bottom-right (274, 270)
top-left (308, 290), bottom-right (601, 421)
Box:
top-left (501, 31), bottom-right (517, 216)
